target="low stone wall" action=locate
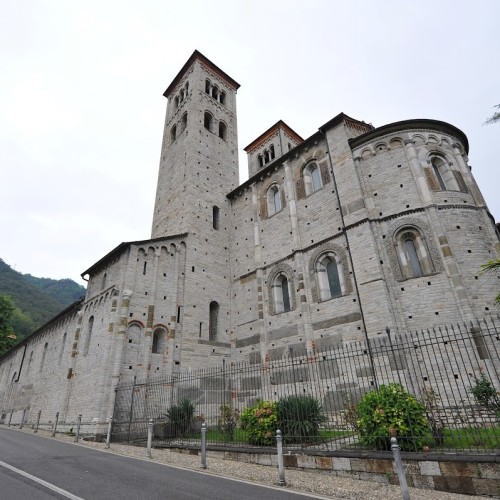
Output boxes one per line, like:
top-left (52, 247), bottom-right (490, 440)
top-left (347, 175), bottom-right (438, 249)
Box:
top-left (168, 447), bottom-right (499, 497)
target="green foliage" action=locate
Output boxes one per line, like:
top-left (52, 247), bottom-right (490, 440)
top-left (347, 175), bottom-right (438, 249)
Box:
top-left (419, 387), bottom-right (445, 445)
top-left (0, 295), bottom-right (17, 357)
top-left (481, 258), bottom-right (500, 305)
top-left (276, 395), bottom-right (327, 444)
top-left (0, 258), bottom-right (85, 341)
top-left (470, 371), bottom-right (500, 417)
top-left (357, 383), bottom-right (430, 451)
top-left (165, 398), bottom-right (195, 437)
top-left (240, 400), bottom-right (278, 446)
top-left (217, 404), bottom-right (239, 440)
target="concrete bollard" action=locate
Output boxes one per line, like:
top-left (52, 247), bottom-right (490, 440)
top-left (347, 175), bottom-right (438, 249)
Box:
top-left (34, 410), bottom-right (41, 433)
top-left (147, 419), bottom-right (154, 458)
top-left (105, 415), bottom-right (113, 449)
top-left (75, 414), bottom-right (82, 442)
top-left (200, 422), bottom-right (207, 469)
top-left (8, 410), bottom-right (13, 427)
top-left (52, 412), bottom-right (59, 437)
top-left (276, 429), bottom-right (286, 486)
top-left (391, 437), bottom-right (410, 500)
top-left (19, 409), bottom-right (27, 429)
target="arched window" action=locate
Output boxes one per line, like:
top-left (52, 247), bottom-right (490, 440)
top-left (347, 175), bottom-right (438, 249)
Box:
top-left (273, 274), bottom-right (292, 313)
top-left (212, 205), bottom-right (219, 230)
top-left (83, 316), bottom-right (94, 356)
top-left (258, 154), bottom-right (264, 168)
top-left (185, 81), bottom-right (189, 92)
top-left (174, 96), bottom-right (179, 109)
top-left (181, 112), bottom-right (188, 131)
top-left (40, 343), bottom-right (48, 372)
top-left (220, 91), bottom-right (226, 105)
top-left (430, 156), bottom-right (459, 191)
top-left (218, 121), bottom-right (227, 140)
top-left (101, 273), bottom-right (107, 290)
top-left (395, 229), bottom-right (434, 279)
top-left (315, 253), bottom-right (344, 301)
top-left (143, 261), bottom-right (147, 275)
top-left (211, 86), bottom-right (219, 100)
top-left (204, 112), bottom-right (213, 132)
top-left (152, 328), bottom-right (166, 354)
top-left (264, 150), bottom-right (270, 163)
top-left (209, 301), bottom-right (219, 341)
top-left (266, 185), bottom-right (282, 216)
top-left (304, 162), bottom-right (322, 195)
top-left (180, 89), bottom-right (184, 101)
top-left (270, 144), bottom-right (275, 160)
top-left (171, 125), bottom-right (177, 142)
top-left (205, 79), bottom-right (211, 94)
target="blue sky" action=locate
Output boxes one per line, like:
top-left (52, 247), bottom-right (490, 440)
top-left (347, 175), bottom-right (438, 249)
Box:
top-left (1, 0), bottom-right (498, 285)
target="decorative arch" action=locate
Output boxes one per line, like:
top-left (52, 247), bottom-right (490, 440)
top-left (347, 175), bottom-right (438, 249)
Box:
top-left (267, 263), bottom-right (295, 315)
top-left (203, 111), bottom-right (213, 132)
top-left (309, 243), bottom-right (352, 302)
top-left (385, 217), bottom-right (443, 281)
top-left (152, 327), bottom-right (167, 354)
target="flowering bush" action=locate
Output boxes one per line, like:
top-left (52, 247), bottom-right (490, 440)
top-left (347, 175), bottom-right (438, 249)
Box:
top-left (357, 383), bottom-right (430, 451)
top-left (240, 400), bottom-right (278, 446)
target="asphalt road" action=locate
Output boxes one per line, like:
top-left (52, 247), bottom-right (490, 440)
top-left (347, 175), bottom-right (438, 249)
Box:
top-left (0, 427), bottom-right (324, 500)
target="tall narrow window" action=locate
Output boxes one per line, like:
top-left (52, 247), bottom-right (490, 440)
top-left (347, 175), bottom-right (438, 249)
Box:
top-left (304, 162), bottom-right (322, 195)
top-left (59, 332), bottom-right (67, 365)
top-left (181, 112), bottom-right (187, 131)
top-left (152, 328), bottom-right (166, 354)
top-left (316, 253), bottom-right (344, 301)
top-left (211, 86), bottom-right (219, 100)
top-left (404, 236), bottom-right (423, 278)
top-left (171, 125), bottom-right (177, 142)
top-left (264, 150), bottom-right (270, 163)
top-left (143, 262), bottom-right (147, 275)
top-left (432, 159), bottom-right (446, 190)
top-left (281, 278), bottom-right (290, 312)
top-left (209, 301), bottom-right (219, 341)
top-left (205, 79), bottom-right (211, 94)
top-left (101, 273), bottom-right (107, 290)
top-left (174, 96), bottom-right (179, 109)
top-left (258, 154), bottom-right (264, 168)
top-left (267, 185), bottom-right (282, 216)
top-left (273, 274), bottom-right (292, 313)
top-left (219, 121), bottom-right (227, 140)
top-left (212, 205), bottom-right (220, 230)
top-left (204, 112), bottom-right (213, 132)
top-left (83, 316), bottom-right (94, 356)
top-left (270, 144), bottom-right (275, 160)
top-left (220, 91), bottom-right (226, 105)
top-left (40, 343), bottom-right (48, 372)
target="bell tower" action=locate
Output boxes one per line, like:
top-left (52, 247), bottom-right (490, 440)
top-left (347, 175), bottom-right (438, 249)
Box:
top-left (151, 50), bottom-right (240, 238)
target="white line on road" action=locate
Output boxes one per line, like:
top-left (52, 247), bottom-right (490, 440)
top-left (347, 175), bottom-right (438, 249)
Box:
top-left (0, 460), bottom-right (85, 500)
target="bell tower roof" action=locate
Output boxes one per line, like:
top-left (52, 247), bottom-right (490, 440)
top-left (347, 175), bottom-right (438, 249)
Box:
top-left (163, 50), bottom-right (240, 98)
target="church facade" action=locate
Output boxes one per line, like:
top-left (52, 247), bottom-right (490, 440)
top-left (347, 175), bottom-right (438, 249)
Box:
top-left (1, 51), bottom-right (499, 432)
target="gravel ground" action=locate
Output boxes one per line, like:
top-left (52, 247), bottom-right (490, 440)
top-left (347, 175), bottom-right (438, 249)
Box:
top-left (10, 427), bottom-right (491, 499)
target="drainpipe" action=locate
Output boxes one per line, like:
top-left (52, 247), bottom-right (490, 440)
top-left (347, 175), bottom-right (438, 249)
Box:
top-left (15, 345), bottom-right (27, 383)
top-left (320, 125), bottom-right (378, 389)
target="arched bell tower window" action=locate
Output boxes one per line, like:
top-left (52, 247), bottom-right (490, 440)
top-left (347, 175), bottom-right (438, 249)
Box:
top-left (205, 79), bottom-right (211, 94)
top-left (181, 112), bottom-right (188, 132)
top-left (209, 301), bottom-right (219, 341)
top-left (270, 144), bottom-right (275, 160)
top-left (204, 112), bottom-right (213, 132)
top-left (258, 154), bottom-right (264, 168)
top-left (220, 91), bottom-right (226, 105)
top-left (211, 86), bottom-right (219, 100)
top-left (266, 184), bottom-right (282, 216)
top-left (219, 121), bottom-right (227, 140)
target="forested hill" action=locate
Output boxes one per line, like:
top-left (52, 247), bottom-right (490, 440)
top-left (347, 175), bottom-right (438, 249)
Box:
top-left (0, 259), bottom-right (86, 340)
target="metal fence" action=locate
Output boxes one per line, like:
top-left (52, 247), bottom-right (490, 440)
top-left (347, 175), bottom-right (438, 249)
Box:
top-left (112, 319), bottom-right (499, 453)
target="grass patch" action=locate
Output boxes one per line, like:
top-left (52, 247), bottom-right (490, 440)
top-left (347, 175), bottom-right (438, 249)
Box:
top-left (433, 427), bottom-right (500, 450)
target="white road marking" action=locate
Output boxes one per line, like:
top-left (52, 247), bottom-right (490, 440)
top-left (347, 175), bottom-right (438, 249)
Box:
top-left (0, 460), bottom-right (85, 500)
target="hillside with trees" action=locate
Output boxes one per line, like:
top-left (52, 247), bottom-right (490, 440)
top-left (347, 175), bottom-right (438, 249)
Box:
top-left (0, 259), bottom-right (85, 341)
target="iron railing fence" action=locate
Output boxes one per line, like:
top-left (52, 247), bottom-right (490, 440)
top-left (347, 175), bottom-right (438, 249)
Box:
top-left (112, 318), bottom-right (500, 453)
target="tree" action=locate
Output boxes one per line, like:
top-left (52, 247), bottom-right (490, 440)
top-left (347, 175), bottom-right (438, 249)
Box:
top-left (0, 294), bottom-right (18, 356)
top-left (485, 104), bottom-right (500, 125)
top-left (481, 259), bottom-right (500, 305)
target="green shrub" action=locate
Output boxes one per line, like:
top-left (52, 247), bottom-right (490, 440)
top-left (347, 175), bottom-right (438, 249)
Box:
top-left (470, 371), bottom-right (500, 417)
top-left (217, 404), bottom-right (239, 441)
top-left (277, 395), bottom-right (327, 444)
top-left (357, 383), bottom-right (430, 451)
top-left (240, 400), bottom-right (278, 446)
top-left (165, 398), bottom-right (195, 437)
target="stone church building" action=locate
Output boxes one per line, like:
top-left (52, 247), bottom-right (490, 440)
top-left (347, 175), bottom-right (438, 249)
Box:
top-left (1, 50), bottom-right (498, 432)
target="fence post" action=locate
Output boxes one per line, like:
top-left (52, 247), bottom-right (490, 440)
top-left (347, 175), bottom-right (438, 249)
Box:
top-left (147, 419), bottom-right (153, 459)
top-left (200, 422), bottom-right (207, 469)
top-left (105, 415), bottom-right (113, 449)
top-left (52, 412), bottom-right (59, 437)
top-left (19, 409), bottom-right (27, 429)
top-left (8, 410), bottom-right (13, 427)
top-left (75, 414), bottom-right (82, 442)
top-left (34, 410), bottom-right (41, 433)
top-left (391, 437), bottom-right (410, 500)
top-left (276, 429), bottom-right (286, 486)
